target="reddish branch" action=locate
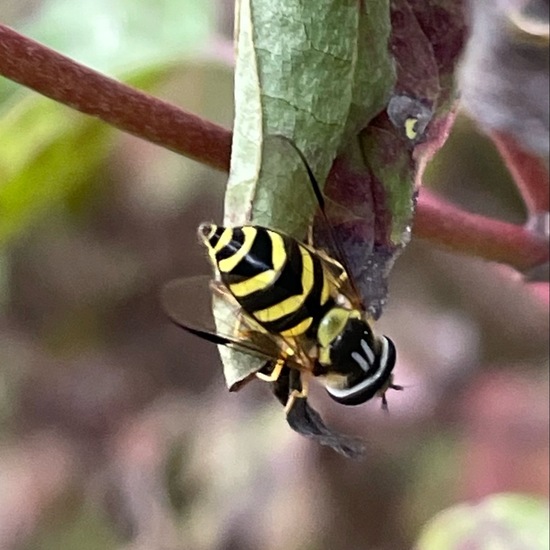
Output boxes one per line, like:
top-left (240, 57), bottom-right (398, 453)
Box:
top-left (0, 24), bottom-right (548, 275)
top-left (414, 190), bottom-right (548, 271)
top-left (491, 131), bottom-right (549, 214)
top-left (0, 25), bottom-right (231, 172)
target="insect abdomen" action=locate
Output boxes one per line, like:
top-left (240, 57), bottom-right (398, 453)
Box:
top-left (200, 224), bottom-right (333, 337)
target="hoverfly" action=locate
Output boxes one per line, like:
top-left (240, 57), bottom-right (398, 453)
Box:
top-left (162, 137), bottom-right (401, 458)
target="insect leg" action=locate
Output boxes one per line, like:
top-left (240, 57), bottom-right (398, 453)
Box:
top-left (256, 358), bottom-right (285, 382)
top-left (284, 370), bottom-right (310, 415)
top-left (379, 380), bottom-right (405, 411)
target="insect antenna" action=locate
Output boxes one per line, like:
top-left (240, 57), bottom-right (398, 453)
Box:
top-left (381, 383), bottom-right (406, 412)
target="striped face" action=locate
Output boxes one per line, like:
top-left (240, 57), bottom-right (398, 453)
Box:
top-left (200, 223), bottom-right (336, 338)
top-left (323, 318), bottom-right (397, 406)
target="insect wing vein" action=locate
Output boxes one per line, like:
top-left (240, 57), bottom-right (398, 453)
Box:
top-left (161, 275), bottom-right (303, 368)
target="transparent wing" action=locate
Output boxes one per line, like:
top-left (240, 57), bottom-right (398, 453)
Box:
top-left (161, 275), bottom-right (304, 369)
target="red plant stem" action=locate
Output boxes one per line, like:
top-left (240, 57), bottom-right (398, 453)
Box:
top-left (0, 24), bottom-right (232, 172)
top-left (1, 25), bottom-right (548, 274)
top-left (491, 130), bottom-right (550, 214)
top-left (415, 190), bottom-right (549, 272)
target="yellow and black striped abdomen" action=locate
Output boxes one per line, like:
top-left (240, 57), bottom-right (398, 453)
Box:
top-left (200, 223), bottom-right (334, 338)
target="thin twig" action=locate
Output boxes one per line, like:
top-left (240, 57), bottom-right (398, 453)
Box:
top-left (0, 24), bottom-right (232, 172)
top-left (491, 130), bottom-right (549, 214)
top-left (414, 189), bottom-right (549, 272)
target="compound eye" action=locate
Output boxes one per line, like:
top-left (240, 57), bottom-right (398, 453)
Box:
top-left (317, 308), bottom-right (352, 348)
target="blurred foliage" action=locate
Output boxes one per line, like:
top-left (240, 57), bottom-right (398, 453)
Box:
top-left (24, 496), bottom-right (121, 550)
top-left (0, 0), bottom-right (218, 247)
top-left (402, 435), bottom-right (460, 537)
top-left (0, 0), bottom-right (213, 102)
top-left (22, 0), bottom-right (212, 72)
top-left (0, 92), bottom-right (117, 245)
top-left (0, 62), bottom-right (229, 246)
top-left (416, 493), bottom-right (550, 550)
top-left (460, 0), bottom-right (549, 160)
top-left (425, 116), bottom-right (525, 224)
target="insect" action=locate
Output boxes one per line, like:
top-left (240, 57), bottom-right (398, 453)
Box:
top-left (162, 137), bottom-right (401, 457)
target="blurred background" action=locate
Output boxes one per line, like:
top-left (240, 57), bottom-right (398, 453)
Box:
top-left (0, 1), bottom-right (548, 549)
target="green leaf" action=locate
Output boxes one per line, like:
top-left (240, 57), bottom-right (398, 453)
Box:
top-left (226, 0), bottom-right (394, 232)
top-left (221, 0), bottom-right (394, 388)
top-left (415, 493), bottom-right (550, 550)
top-left (361, 125), bottom-right (414, 245)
